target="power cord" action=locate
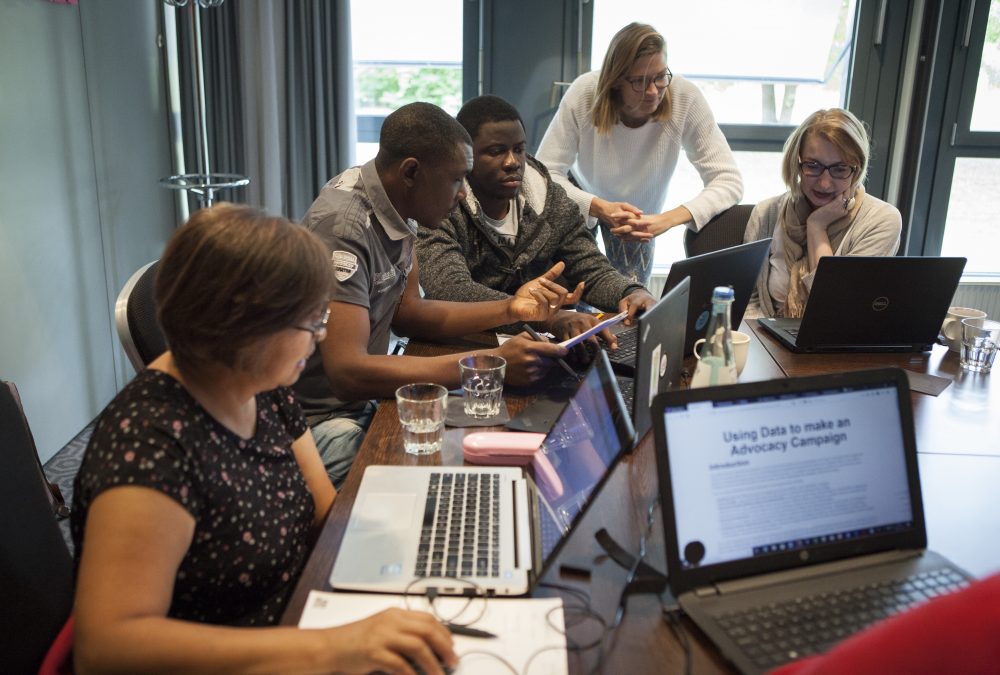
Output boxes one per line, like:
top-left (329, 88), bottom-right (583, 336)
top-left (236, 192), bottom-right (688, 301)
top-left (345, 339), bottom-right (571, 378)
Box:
top-left (662, 601), bottom-right (693, 675)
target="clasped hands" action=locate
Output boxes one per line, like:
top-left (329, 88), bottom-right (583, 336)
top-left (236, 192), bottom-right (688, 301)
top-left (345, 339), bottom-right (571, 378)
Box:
top-left (591, 197), bottom-right (682, 242)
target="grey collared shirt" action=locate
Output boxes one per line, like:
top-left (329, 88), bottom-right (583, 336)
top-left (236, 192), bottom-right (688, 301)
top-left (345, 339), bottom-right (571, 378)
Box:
top-left (294, 160), bottom-right (415, 423)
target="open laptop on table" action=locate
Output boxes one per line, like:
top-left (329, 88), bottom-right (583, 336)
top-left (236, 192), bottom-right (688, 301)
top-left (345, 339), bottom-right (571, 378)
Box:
top-left (329, 349), bottom-right (634, 596)
top-left (650, 368), bottom-right (973, 674)
top-left (604, 239), bottom-right (770, 372)
top-left (659, 238), bottom-right (771, 357)
top-left (509, 278), bottom-right (689, 442)
top-left (612, 276), bottom-right (688, 440)
top-left (757, 256), bottom-right (967, 353)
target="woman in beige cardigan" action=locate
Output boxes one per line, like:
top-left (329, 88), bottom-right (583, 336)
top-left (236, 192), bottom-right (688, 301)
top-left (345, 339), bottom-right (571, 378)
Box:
top-left (744, 109), bottom-right (902, 319)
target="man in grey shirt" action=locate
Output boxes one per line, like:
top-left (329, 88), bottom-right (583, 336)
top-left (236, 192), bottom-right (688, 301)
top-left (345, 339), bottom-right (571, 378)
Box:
top-left (296, 102), bottom-right (572, 486)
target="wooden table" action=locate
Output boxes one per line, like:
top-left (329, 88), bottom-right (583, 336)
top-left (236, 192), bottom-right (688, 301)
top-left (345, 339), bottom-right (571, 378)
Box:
top-left (282, 325), bottom-right (1000, 674)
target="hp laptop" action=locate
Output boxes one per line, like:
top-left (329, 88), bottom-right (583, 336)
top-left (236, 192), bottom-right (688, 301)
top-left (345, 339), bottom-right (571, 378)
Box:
top-left (661, 238), bottom-right (771, 356)
top-left (651, 368), bottom-right (972, 674)
top-left (757, 256), bottom-right (967, 353)
top-left (330, 350), bottom-right (634, 596)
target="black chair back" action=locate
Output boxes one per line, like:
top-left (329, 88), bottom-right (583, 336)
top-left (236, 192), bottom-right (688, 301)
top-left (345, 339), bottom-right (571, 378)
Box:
top-left (0, 381), bottom-right (74, 673)
top-left (115, 260), bottom-right (166, 371)
top-left (684, 204), bottom-right (756, 258)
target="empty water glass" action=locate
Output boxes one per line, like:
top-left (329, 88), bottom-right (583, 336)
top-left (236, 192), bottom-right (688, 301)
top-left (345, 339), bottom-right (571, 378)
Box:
top-left (960, 317), bottom-right (1000, 374)
top-left (458, 354), bottom-right (506, 419)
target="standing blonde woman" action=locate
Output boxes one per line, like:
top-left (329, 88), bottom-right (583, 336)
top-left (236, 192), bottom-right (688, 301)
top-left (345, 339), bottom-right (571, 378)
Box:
top-left (537, 21), bottom-right (743, 285)
top-left (744, 108), bottom-right (902, 319)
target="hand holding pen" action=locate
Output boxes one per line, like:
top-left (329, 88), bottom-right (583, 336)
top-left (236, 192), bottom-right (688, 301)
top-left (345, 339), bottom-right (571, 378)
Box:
top-left (522, 324), bottom-right (580, 381)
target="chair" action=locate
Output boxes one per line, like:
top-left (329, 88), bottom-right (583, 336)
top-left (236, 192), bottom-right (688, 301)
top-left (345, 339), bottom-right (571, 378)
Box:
top-left (683, 204), bottom-right (756, 257)
top-left (0, 381), bottom-right (75, 673)
top-left (114, 260), bottom-right (166, 371)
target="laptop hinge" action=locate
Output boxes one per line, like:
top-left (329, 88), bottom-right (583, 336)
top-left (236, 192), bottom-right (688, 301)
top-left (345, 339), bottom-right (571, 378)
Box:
top-left (512, 478), bottom-right (532, 572)
top-left (698, 549), bottom-right (923, 597)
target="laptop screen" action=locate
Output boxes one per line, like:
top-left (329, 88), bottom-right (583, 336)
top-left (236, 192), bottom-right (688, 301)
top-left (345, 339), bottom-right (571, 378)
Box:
top-left (531, 351), bottom-right (634, 563)
top-left (661, 378), bottom-right (915, 571)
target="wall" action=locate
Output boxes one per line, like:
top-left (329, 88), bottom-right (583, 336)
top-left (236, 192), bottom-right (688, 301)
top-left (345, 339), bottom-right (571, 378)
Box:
top-left (0, 0), bottom-right (176, 462)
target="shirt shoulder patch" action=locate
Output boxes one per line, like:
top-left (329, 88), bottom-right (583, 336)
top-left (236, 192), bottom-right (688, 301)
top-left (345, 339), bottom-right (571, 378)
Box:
top-left (332, 250), bottom-right (359, 281)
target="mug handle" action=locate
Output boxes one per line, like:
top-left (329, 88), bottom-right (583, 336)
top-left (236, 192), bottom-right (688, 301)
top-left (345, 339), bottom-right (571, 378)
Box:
top-left (942, 318), bottom-right (960, 341)
top-left (693, 338), bottom-right (705, 360)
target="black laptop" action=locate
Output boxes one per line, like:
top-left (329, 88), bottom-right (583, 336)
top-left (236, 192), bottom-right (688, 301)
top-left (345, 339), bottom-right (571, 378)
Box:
top-left (651, 368), bottom-right (972, 674)
top-left (661, 239), bottom-right (771, 356)
top-left (757, 256), bottom-right (967, 353)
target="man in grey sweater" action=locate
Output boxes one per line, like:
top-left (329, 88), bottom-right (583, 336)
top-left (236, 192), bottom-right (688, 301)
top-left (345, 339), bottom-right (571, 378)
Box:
top-left (417, 95), bottom-right (656, 342)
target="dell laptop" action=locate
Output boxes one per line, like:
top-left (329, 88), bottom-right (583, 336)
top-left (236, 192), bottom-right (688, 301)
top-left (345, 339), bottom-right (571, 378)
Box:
top-left (330, 349), bottom-right (634, 596)
top-left (651, 368), bottom-right (972, 674)
top-left (757, 256), bottom-right (967, 353)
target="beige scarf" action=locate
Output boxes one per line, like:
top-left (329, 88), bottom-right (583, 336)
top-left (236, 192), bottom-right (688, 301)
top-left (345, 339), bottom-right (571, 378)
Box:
top-left (780, 185), bottom-right (866, 318)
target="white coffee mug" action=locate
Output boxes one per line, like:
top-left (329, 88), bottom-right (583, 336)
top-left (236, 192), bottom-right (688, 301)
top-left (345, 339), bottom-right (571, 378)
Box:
top-left (941, 306), bottom-right (987, 352)
top-left (693, 330), bottom-right (751, 377)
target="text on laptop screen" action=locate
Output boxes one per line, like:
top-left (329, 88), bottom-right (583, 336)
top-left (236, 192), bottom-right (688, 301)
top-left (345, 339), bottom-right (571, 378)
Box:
top-left (531, 363), bottom-right (624, 561)
top-left (662, 383), bottom-right (914, 569)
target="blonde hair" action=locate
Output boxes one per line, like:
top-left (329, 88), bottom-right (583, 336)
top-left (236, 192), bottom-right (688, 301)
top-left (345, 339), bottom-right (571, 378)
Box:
top-left (591, 23), bottom-right (671, 133)
top-left (781, 108), bottom-right (870, 199)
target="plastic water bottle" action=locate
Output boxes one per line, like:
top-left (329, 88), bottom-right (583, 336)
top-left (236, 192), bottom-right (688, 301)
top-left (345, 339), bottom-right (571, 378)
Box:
top-left (690, 286), bottom-right (738, 388)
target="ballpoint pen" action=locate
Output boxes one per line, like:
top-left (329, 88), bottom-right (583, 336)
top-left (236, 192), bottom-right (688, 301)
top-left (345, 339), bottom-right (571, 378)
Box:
top-left (444, 622), bottom-right (498, 639)
top-left (521, 323), bottom-right (580, 381)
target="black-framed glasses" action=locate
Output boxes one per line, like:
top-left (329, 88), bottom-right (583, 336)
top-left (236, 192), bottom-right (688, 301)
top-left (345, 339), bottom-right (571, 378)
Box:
top-left (292, 307), bottom-right (330, 338)
top-left (799, 160), bottom-right (857, 180)
top-left (624, 67), bottom-right (672, 93)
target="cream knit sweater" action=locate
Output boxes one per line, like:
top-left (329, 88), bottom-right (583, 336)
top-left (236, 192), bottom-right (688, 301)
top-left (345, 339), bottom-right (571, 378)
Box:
top-left (537, 70), bottom-right (743, 231)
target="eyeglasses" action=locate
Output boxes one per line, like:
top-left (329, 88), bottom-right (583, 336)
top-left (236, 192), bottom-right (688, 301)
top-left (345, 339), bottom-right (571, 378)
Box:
top-left (293, 307), bottom-right (330, 338)
top-left (624, 67), bottom-right (672, 93)
top-left (799, 160), bottom-right (857, 180)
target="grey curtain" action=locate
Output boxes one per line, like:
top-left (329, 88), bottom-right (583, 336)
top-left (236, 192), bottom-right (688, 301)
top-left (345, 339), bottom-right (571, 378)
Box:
top-left (174, 0), bottom-right (354, 220)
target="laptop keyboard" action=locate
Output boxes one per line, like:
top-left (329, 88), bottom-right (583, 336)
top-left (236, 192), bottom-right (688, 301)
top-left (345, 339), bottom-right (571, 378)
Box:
top-left (415, 472), bottom-right (501, 579)
top-left (611, 327), bottom-right (638, 363)
top-left (715, 567), bottom-right (969, 669)
top-left (617, 376), bottom-right (635, 411)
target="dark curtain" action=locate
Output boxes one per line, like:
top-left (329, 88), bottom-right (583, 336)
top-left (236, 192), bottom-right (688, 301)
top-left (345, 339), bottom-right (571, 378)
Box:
top-left (171, 0), bottom-right (354, 220)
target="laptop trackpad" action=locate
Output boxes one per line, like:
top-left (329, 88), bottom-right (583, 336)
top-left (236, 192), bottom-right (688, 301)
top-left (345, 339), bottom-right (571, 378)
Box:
top-left (352, 493), bottom-right (417, 530)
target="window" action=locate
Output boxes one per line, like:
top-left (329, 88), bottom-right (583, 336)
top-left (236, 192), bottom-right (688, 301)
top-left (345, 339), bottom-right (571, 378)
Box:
top-left (350, 0), bottom-right (463, 163)
top-left (915, 0), bottom-right (1000, 276)
top-left (591, 0), bottom-right (857, 126)
top-left (589, 0), bottom-right (858, 269)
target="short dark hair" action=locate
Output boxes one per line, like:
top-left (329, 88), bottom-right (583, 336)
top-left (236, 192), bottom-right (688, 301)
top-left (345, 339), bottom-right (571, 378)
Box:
top-left (456, 95), bottom-right (524, 141)
top-left (375, 102), bottom-right (471, 171)
top-left (155, 203), bottom-right (333, 372)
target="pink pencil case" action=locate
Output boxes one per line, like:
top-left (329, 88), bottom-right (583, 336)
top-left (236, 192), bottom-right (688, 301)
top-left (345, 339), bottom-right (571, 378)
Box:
top-left (462, 432), bottom-right (546, 465)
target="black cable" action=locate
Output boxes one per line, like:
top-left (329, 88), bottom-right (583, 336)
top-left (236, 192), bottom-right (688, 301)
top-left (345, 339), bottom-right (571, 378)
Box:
top-left (662, 603), bottom-right (693, 675)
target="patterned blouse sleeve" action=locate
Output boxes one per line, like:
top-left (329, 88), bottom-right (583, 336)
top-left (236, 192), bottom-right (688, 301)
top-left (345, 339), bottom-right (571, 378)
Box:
top-left (270, 386), bottom-right (309, 441)
top-left (77, 394), bottom-right (205, 518)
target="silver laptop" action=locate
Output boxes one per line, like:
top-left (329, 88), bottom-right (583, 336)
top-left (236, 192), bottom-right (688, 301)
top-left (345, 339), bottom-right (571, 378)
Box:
top-left (757, 256), bottom-right (967, 353)
top-left (506, 278), bottom-right (689, 443)
top-left (329, 350), bottom-right (635, 596)
top-left (613, 276), bottom-right (689, 440)
top-left (651, 368), bottom-right (972, 674)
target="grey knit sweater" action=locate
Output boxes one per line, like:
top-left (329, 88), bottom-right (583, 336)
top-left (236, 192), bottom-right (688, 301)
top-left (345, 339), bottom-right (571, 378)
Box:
top-left (416, 155), bottom-right (646, 330)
